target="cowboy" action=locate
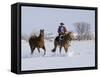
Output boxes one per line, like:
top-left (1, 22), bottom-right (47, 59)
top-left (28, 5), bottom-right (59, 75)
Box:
top-left (58, 22), bottom-right (67, 35)
top-left (58, 22), bottom-right (67, 40)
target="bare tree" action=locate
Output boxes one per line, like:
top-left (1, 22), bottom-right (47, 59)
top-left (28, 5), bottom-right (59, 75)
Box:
top-left (74, 22), bottom-right (91, 40)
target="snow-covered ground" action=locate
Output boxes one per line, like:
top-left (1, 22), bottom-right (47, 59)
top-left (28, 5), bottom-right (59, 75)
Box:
top-left (21, 39), bottom-right (95, 71)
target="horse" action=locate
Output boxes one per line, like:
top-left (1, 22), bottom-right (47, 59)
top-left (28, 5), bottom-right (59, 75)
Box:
top-left (29, 29), bottom-right (46, 55)
top-left (52, 32), bottom-right (73, 54)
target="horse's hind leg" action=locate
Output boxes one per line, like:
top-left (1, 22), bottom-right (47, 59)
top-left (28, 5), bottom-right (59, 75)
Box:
top-left (37, 47), bottom-right (40, 53)
top-left (31, 46), bottom-right (35, 54)
top-left (52, 46), bottom-right (57, 52)
top-left (52, 42), bottom-right (57, 52)
top-left (42, 46), bottom-right (46, 55)
top-left (59, 46), bottom-right (62, 54)
top-left (29, 44), bottom-right (33, 54)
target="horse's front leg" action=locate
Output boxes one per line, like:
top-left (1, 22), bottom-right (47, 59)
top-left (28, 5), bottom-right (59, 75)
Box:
top-left (64, 45), bottom-right (68, 53)
top-left (42, 46), bottom-right (46, 55)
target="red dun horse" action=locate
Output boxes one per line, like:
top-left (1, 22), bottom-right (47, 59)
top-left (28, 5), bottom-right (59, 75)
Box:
top-left (29, 29), bottom-right (46, 55)
top-left (52, 32), bottom-right (73, 53)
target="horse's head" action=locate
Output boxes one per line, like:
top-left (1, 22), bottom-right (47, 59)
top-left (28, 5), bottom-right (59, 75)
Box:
top-left (64, 32), bottom-right (74, 41)
top-left (40, 29), bottom-right (44, 36)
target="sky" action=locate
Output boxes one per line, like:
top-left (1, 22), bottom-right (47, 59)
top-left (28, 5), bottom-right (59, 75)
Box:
top-left (21, 6), bottom-right (95, 36)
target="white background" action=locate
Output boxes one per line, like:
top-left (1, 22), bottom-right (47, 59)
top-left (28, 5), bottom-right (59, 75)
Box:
top-left (0, 0), bottom-right (99, 77)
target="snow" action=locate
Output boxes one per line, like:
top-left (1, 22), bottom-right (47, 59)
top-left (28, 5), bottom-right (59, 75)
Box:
top-left (21, 40), bottom-right (95, 71)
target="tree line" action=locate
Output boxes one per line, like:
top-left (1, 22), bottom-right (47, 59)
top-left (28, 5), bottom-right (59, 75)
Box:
top-left (74, 22), bottom-right (95, 40)
top-left (22, 22), bottom-right (95, 41)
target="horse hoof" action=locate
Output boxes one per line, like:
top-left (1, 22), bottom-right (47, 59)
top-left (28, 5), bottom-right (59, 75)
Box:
top-left (31, 53), bottom-right (33, 55)
top-left (42, 54), bottom-right (45, 56)
top-left (52, 49), bottom-right (56, 52)
top-left (44, 54), bottom-right (46, 56)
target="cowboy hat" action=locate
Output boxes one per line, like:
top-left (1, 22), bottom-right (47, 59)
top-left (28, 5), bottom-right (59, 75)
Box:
top-left (60, 22), bottom-right (64, 25)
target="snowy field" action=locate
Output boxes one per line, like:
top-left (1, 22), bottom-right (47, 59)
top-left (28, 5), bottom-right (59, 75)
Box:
top-left (21, 40), bottom-right (95, 71)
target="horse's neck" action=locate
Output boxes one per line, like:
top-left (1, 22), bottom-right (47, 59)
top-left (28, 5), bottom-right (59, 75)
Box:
top-left (64, 34), bottom-right (69, 41)
top-left (38, 34), bottom-right (44, 40)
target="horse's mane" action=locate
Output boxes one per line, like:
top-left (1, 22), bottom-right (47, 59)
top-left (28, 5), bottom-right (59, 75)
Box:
top-left (64, 32), bottom-right (73, 41)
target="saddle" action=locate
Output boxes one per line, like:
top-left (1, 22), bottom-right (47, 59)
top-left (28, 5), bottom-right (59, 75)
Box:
top-left (59, 35), bottom-right (64, 41)
top-left (57, 34), bottom-right (65, 44)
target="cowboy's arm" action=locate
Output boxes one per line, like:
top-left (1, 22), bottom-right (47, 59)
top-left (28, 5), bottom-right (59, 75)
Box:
top-left (58, 26), bottom-right (60, 33)
top-left (64, 26), bottom-right (67, 32)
